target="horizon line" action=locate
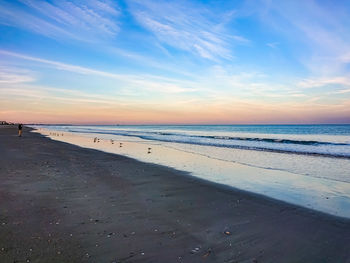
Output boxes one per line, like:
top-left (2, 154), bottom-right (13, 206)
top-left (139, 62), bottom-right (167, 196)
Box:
top-left (22, 123), bottom-right (350, 126)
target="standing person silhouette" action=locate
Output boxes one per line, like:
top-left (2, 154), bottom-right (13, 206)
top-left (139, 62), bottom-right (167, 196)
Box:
top-left (18, 123), bottom-right (23, 137)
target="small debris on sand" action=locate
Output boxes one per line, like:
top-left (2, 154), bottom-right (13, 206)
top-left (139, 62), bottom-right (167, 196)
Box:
top-left (203, 248), bottom-right (212, 258)
top-left (190, 247), bottom-right (200, 254)
top-left (107, 232), bottom-right (115, 238)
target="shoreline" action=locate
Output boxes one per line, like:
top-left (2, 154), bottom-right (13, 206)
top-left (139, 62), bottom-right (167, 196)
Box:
top-left (34, 127), bottom-right (350, 218)
top-left (35, 128), bottom-right (350, 222)
top-left (1, 125), bottom-right (350, 262)
top-left (33, 124), bottom-right (350, 159)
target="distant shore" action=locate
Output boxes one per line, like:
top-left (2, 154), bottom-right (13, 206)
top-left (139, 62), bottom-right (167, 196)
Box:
top-left (1, 125), bottom-right (350, 262)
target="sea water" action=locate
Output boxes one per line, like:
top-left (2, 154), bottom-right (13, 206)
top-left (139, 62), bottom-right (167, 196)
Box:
top-left (32, 124), bottom-right (350, 218)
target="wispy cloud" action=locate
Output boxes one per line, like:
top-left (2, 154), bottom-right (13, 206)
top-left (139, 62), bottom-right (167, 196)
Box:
top-left (0, 66), bottom-right (35, 83)
top-left (333, 89), bottom-right (350, 94)
top-left (128, 1), bottom-right (245, 60)
top-left (0, 0), bottom-right (120, 42)
top-left (256, 0), bottom-right (350, 76)
top-left (0, 85), bottom-right (125, 106)
top-left (266, 42), bottom-right (279, 48)
top-left (0, 50), bottom-right (198, 94)
top-left (298, 77), bottom-right (350, 89)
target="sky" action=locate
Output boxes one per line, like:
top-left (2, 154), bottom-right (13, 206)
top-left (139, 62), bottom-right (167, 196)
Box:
top-left (1, 0), bottom-right (350, 124)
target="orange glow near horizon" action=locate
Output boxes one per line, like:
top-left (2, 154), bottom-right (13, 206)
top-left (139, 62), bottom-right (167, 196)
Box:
top-left (3, 99), bottom-right (350, 125)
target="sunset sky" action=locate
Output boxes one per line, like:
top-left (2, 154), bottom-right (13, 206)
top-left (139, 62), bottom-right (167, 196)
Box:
top-left (1, 0), bottom-right (350, 124)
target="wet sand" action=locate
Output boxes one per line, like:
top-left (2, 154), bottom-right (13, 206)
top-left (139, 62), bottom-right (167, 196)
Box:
top-left (1, 125), bottom-right (350, 263)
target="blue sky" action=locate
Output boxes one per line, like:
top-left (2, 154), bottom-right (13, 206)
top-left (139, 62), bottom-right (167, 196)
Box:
top-left (1, 0), bottom-right (350, 124)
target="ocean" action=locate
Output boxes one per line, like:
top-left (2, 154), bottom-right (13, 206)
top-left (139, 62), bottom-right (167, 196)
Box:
top-left (43, 124), bottom-right (350, 157)
top-left (33, 124), bottom-right (350, 218)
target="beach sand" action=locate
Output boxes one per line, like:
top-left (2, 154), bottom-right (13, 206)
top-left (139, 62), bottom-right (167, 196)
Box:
top-left (1, 125), bottom-right (350, 263)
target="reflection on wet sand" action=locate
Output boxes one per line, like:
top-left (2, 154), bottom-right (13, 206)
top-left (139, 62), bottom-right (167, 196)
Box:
top-left (36, 129), bottom-right (350, 218)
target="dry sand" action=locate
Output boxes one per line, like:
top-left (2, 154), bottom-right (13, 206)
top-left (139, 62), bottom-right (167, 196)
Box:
top-left (0, 125), bottom-right (349, 263)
